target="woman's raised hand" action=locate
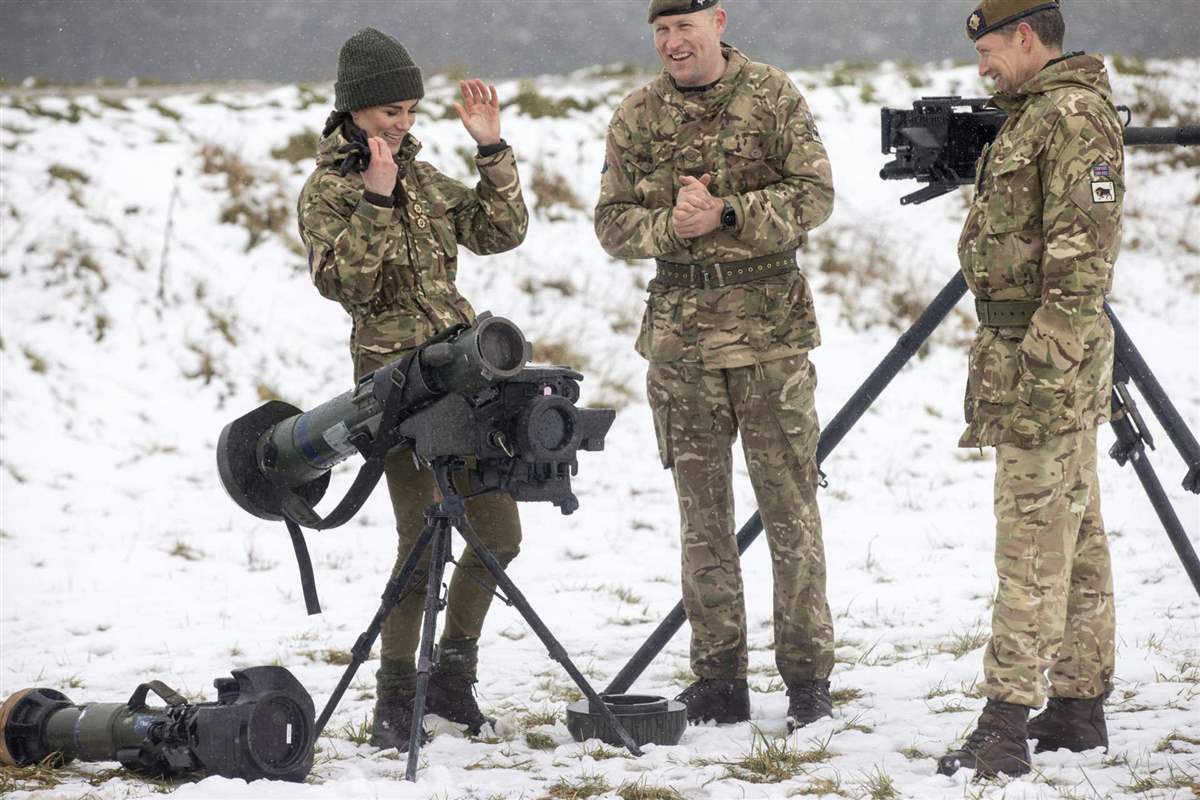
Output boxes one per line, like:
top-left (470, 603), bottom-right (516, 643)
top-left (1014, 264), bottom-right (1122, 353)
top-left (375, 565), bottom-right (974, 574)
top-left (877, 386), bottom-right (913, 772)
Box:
top-left (362, 137), bottom-right (399, 195)
top-left (454, 79), bottom-right (501, 147)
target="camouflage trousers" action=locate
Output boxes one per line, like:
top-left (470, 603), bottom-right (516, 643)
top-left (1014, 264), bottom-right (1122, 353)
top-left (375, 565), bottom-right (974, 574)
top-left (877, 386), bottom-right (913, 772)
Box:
top-left (378, 448), bottom-right (522, 665)
top-left (980, 428), bottom-right (1115, 708)
top-left (647, 353), bottom-right (835, 685)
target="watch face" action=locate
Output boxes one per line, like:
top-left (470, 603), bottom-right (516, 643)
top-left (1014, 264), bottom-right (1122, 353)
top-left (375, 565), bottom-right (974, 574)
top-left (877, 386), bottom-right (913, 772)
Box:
top-left (722, 204), bottom-right (736, 228)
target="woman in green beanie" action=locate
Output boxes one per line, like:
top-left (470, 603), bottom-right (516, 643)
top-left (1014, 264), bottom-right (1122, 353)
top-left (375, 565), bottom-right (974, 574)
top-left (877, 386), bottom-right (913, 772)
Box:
top-left (297, 27), bottom-right (529, 751)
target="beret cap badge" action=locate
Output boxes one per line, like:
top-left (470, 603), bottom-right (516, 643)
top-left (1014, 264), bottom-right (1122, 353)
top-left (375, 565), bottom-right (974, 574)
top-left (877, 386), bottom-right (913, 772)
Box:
top-left (968, 10), bottom-right (984, 31)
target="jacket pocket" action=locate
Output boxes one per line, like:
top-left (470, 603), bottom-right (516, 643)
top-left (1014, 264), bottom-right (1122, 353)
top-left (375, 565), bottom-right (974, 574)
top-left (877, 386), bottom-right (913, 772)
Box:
top-left (984, 142), bottom-right (1042, 234)
top-left (722, 133), bottom-right (782, 193)
top-left (645, 368), bottom-right (675, 469)
top-left (636, 286), bottom-right (687, 362)
top-left (966, 327), bottom-right (1023, 406)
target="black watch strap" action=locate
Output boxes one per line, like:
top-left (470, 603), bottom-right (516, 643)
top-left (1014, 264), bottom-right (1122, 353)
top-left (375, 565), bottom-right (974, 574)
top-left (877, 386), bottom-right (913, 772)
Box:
top-left (720, 201), bottom-right (737, 229)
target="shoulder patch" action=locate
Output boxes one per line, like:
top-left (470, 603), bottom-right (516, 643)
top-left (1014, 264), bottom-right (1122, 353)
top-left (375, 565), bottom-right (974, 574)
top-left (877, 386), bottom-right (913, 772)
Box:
top-left (1091, 180), bottom-right (1116, 203)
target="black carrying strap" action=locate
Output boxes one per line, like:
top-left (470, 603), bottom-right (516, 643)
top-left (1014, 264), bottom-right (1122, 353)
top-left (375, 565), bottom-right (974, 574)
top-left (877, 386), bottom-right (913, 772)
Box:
top-left (273, 351), bottom-right (418, 615)
top-left (128, 680), bottom-right (188, 711)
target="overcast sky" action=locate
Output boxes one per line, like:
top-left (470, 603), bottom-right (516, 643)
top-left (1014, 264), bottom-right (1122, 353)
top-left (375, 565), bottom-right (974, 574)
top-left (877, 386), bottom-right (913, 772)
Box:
top-left (3, 0), bottom-right (1197, 85)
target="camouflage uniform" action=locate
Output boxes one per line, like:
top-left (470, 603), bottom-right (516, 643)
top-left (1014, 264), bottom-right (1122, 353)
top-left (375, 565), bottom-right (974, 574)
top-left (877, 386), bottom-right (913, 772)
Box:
top-left (298, 127), bottom-right (528, 672)
top-left (595, 45), bottom-right (836, 684)
top-left (958, 54), bottom-right (1122, 708)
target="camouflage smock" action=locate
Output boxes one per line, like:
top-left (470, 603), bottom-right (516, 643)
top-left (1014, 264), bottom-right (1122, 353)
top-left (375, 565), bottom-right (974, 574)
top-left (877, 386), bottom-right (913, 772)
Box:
top-left (298, 128), bottom-right (528, 377)
top-left (595, 45), bottom-right (834, 370)
top-left (958, 54), bottom-right (1124, 449)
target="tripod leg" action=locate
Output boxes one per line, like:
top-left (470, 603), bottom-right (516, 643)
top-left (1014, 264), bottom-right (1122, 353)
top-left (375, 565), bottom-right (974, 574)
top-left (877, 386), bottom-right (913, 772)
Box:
top-left (1107, 305), bottom-right (1200, 493)
top-left (451, 520), bottom-right (644, 757)
top-left (315, 522), bottom-right (436, 738)
top-left (1109, 393), bottom-right (1200, 597)
top-left (607, 272), bottom-right (971, 695)
top-left (406, 519), bottom-right (452, 781)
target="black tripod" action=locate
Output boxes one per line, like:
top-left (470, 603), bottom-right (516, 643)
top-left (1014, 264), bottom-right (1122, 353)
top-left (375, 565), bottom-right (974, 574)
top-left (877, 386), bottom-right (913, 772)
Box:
top-left (312, 458), bottom-right (641, 781)
top-left (605, 271), bottom-right (1200, 695)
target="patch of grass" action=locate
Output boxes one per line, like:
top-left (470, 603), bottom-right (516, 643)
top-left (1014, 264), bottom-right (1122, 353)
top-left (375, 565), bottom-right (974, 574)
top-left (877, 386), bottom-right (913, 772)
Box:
top-left (200, 142), bottom-right (292, 251)
top-left (148, 99), bottom-right (182, 120)
top-left (336, 715), bottom-right (372, 745)
top-left (853, 765), bottom-right (898, 800)
top-left (533, 338), bottom-right (591, 371)
top-left (544, 773), bottom-right (611, 799)
top-left (505, 81), bottom-right (601, 119)
top-left (271, 130), bottom-right (319, 163)
top-left (22, 346), bottom-right (47, 373)
top-left (573, 742), bottom-right (624, 761)
top-left (616, 778), bottom-right (685, 800)
top-left (1120, 761), bottom-right (1200, 794)
top-left (295, 84), bottom-right (329, 110)
top-left (169, 540), bottom-right (204, 561)
top-left (1155, 730), bottom-right (1200, 753)
top-left (47, 164), bottom-right (89, 184)
top-left (530, 163), bottom-right (584, 213)
top-left (938, 625), bottom-right (990, 658)
top-left (535, 675), bottom-right (583, 703)
top-left (301, 648), bottom-right (354, 666)
top-left (836, 713), bottom-right (874, 735)
top-left (694, 729), bottom-right (834, 784)
top-left (520, 276), bottom-right (578, 297)
top-left (525, 730), bottom-right (556, 750)
top-left (792, 774), bottom-right (846, 796)
top-left (831, 687), bottom-right (863, 705)
top-left (0, 757), bottom-right (65, 793)
top-left (521, 709), bottom-right (560, 727)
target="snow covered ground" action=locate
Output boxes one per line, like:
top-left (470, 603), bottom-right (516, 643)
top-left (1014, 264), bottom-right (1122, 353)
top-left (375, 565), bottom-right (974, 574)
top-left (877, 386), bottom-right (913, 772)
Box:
top-left (1, 56), bottom-right (1198, 799)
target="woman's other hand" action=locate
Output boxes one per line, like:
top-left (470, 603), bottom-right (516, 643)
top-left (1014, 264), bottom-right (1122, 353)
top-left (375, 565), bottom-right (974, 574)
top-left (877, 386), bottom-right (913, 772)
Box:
top-left (362, 137), bottom-right (399, 195)
top-left (454, 79), bottom-right (501, 146)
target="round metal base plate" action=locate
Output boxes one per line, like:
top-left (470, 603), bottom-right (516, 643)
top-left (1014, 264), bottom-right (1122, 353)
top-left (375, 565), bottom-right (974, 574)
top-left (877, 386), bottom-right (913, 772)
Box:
top-left (565, 694), bottom-right (686, 748)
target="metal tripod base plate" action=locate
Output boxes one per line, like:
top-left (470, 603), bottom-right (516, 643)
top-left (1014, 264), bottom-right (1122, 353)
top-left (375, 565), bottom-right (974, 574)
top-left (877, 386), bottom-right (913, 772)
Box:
top-left (566, 694), bottom-right (686, 747)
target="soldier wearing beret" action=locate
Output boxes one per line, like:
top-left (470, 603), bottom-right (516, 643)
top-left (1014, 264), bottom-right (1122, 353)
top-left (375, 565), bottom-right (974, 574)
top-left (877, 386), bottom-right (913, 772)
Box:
top-left (594, 0), bottom-right (836, 730)
top-left (298, 28), bottom-right (528, 750)
top-left (937, 0), bottom-right (1123, 778)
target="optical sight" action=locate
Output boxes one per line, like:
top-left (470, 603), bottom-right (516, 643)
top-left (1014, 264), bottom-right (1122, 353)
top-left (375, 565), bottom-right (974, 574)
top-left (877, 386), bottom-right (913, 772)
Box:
top-left (218, 313), bottom-right (615, 520)
top-left (0, 666), bottom-right (314, 783)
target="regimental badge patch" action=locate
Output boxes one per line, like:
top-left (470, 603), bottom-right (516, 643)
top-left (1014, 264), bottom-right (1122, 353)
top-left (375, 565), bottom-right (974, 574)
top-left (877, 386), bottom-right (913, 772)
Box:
top-left (1091, 180), bottom-right (1116, 203)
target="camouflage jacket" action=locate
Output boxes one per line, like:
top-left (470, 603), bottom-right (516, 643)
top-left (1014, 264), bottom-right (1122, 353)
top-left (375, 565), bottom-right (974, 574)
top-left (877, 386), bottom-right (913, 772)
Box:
top-left (595, 45), bottom-right (834, 369)
top-left (298, 128), bottom-right (527, 379)
top-left (958, 54), bottom-right (1124, 449)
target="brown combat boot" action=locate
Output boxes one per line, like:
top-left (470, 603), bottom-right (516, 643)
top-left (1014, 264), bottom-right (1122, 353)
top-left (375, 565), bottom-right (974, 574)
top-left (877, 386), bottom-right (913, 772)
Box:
top-left (675, 678), bottom-right (751, 724)
top-left (423, 637), bottom-right (494, 735)
top-left (786, 679), bottom-right (833, 732)
top-left (369, 693), bottom-right (424, 751)
top-left (936, 699), bottom-right (1032, 778)
top-left (1028, 696), bottom-right (1108, 753)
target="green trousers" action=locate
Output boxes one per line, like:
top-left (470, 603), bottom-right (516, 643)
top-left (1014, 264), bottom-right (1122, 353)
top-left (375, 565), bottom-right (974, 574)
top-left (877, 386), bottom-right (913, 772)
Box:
top-left (646, 353), bottom-right (834, 685)
top-left (981, 428), bottom-right (1115, 707)
top-left (378, 449), bottom-right (522, 663)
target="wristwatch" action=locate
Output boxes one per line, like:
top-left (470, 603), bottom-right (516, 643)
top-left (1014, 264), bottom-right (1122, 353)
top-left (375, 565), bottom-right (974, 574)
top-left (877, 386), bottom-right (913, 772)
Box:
top-left (720, 200), bottom-right (737, 230)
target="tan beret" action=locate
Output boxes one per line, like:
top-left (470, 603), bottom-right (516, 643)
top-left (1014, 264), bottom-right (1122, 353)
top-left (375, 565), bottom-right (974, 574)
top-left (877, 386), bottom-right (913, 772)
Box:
top-left (966, 0), bottom-right (1059, 40)
top-left (648, 0), bottom-right (719, 24)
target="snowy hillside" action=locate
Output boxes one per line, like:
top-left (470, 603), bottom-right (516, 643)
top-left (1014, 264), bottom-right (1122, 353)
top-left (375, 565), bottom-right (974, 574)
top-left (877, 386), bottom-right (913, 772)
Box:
top-left (1, 57), bottom-right (1198, 799)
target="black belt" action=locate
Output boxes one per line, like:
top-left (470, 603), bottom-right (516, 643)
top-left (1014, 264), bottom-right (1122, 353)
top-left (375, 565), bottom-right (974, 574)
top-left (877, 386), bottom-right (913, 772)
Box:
top-left (975, 299), bottom-right (1040, 327)
top-left (654, 249), bottom-right (797, 289)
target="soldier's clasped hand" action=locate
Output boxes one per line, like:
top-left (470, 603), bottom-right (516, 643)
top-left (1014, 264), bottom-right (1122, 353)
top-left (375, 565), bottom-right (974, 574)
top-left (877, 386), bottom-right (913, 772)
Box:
top-left (362, 137), bottom-right (400, 195)
top-left (672, 174), bottom-right (723, 239)
top-left (454, 79), bottom-right (502, 147)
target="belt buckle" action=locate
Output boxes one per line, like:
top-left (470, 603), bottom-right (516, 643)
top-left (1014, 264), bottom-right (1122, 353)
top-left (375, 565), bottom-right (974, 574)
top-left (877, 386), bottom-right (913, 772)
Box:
top-left (704, 263), bottom-right (725, 289)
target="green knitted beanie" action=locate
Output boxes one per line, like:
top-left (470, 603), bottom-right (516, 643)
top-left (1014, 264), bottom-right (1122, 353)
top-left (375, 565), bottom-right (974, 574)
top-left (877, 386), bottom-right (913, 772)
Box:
top-left (334, 27), bottom-right (424, 112)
